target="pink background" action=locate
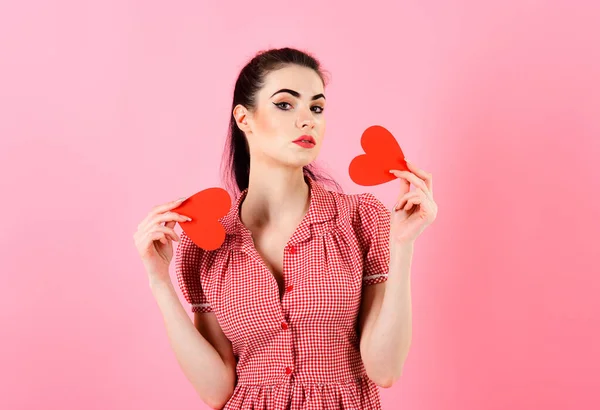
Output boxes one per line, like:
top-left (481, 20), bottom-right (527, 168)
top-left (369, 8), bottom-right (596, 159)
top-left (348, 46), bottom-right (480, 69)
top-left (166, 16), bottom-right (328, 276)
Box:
top-left (1, 1), bottom-right (599, 409)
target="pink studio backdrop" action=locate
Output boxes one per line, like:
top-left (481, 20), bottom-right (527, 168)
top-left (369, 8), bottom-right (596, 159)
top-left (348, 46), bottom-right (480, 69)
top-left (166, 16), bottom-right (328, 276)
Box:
top-left (1, 1), bottom-right (599, 409)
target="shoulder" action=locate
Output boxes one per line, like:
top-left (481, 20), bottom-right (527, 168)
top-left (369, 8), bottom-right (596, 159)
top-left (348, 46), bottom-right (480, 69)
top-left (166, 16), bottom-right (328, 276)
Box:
top-left (175, 230), bottom-right (203, 261)
top-left (321, 186), bottom-right (389, 223)
top-left (316, 188), bottom-right (390, 254)
top-left (175, 230), bottom-right (232, 269)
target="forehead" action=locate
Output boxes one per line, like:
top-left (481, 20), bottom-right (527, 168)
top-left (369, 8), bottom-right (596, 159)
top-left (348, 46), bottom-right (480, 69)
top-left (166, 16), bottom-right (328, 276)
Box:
top-left (260, 65), bottom-right (324, 98)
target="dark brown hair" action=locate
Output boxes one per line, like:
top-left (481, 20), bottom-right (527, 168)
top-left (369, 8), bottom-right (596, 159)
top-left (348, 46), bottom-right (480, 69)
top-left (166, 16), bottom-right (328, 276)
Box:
top-left (220, 47), bottom-right (342, 197)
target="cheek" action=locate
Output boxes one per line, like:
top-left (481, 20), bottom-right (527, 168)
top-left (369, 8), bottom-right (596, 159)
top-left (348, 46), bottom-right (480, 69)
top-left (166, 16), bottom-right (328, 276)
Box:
top-left (316, 119), bottom-right (326, 138)
top-left (255, 111), bottom-right (284, 136)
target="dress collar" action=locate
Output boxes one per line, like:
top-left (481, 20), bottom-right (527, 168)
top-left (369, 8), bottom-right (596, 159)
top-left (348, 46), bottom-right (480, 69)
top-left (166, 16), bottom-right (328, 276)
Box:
top-left (220, 175), bottom-right (336, 247)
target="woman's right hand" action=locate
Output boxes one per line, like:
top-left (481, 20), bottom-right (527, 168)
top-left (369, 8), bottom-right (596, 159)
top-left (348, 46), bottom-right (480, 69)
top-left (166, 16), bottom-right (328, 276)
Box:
top-left (134, 197), bottom-right (192, 283)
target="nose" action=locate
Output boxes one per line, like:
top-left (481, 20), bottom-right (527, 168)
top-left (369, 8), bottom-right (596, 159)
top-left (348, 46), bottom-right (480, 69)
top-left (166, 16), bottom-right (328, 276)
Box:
top-left (296, 107), bottom-right (315, 129)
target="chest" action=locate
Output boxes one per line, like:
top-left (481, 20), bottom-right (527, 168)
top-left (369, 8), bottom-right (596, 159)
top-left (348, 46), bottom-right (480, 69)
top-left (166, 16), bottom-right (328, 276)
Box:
top-left (205, 229), bottom-right (367, 350)
top-left (250, 230), bottom-right (290, 299)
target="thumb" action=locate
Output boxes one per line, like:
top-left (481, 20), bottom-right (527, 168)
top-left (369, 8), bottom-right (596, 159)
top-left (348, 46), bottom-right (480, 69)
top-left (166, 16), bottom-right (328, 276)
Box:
top-left (396, 176), bottom-right (410, 200)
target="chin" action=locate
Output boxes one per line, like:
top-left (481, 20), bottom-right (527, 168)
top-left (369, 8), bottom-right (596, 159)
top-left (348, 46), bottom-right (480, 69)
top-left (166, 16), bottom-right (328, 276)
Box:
top-left (277, 156), bottom-right (315, 169)
top-left (293, 152), bottom-right (319, 167)
top-left (268, 147), bottom-right (321, 169)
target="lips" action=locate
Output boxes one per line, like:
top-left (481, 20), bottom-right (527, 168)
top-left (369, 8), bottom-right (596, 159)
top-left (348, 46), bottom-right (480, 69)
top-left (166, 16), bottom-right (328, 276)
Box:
top-left (293, 135), bottom-right (315, 144)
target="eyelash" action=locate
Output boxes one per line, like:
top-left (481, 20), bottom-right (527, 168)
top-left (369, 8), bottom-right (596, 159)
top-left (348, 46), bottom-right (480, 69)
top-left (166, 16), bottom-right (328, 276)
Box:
top-left (274, 102), bottom-right (325, 114)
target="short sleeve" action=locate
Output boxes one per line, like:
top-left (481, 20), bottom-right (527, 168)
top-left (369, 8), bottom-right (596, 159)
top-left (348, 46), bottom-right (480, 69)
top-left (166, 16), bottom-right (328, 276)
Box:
top-left (174, 231), bottom-right (212, 313)
top-left (356, 193), bottom-right (391, 286)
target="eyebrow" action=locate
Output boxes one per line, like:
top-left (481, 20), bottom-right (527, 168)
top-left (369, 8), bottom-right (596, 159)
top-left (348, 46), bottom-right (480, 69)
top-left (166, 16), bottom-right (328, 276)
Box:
top-left (270, 88), bottom-right (326, 101)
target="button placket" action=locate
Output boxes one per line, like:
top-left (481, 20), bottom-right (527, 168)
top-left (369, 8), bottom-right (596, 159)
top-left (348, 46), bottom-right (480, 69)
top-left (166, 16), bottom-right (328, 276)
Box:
top-left (282, 245), bottom-right (295, 378)
top-left (282, 245), bottom-right (296, 306)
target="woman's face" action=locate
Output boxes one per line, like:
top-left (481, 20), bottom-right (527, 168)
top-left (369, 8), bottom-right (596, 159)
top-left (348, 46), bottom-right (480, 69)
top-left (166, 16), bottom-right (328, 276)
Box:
top-left (234, 65), bottom-right (326, 169)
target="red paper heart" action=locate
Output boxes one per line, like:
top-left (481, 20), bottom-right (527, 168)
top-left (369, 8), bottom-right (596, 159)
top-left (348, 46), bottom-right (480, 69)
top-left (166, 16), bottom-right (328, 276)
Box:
top-left (348, 125), bottom-right (409, 186)
top-left (172, 187), bottom-right (231, 251)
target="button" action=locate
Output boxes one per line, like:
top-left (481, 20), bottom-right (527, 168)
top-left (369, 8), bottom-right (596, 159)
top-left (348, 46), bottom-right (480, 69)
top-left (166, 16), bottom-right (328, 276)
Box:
top-left (287, 245), bottom-right (297, 254)
top-left (281, 322), bottom-right (288, 330)
top-left (285, 366), bottom-right (293, 375)
top-left (285, 285), bottom-right (294, 293)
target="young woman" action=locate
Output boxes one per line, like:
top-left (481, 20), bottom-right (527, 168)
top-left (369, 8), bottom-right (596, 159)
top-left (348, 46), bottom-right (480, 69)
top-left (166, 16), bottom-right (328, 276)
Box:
top-left (134, 47), bottom-right (437, 409)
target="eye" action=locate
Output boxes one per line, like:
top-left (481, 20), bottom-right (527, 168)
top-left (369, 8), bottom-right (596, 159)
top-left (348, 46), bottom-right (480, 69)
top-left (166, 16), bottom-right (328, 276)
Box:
top-left (274, 102), bottom-right (292, 110)
top-left (274, 102), bottom-right (324, 114)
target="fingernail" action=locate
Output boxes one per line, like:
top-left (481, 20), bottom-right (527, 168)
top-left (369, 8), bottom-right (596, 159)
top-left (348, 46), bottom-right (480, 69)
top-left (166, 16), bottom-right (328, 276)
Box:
top-left (177, 196), bottom-right (187, 202)
top-left (404, 158), bottom-right (411, 163)
top-left (186, 217), bottom-right (192, 221)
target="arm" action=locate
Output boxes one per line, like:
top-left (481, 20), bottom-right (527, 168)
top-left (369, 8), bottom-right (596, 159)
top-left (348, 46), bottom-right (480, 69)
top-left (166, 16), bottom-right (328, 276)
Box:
top-left (354, 193), bottom-right (414, 388)
top-left (150, 278), bottom-right (236, 409)
top-left (361, 159), bottom-right (436, 386)
top-left (358, 242), bottom-right (413, 388)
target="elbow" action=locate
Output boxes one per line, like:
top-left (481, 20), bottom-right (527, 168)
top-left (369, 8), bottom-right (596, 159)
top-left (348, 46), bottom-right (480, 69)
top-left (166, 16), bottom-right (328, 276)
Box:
top-left (376, 345), bottom-right (410, 388)
top-left (206, 398), bottom-right (227, 410)
top-left (362, 343), bottom-right (409, 389)
top-left (203, 386), bottom-right (234, 410)
top-left (204, 398), bottom-right (223, 410)
top-left (200, 368), bottom-right (236, 409)
top-left (367, 361), bottom-right (404, 389)
top-left (375, 369), bottom-right (402, 389)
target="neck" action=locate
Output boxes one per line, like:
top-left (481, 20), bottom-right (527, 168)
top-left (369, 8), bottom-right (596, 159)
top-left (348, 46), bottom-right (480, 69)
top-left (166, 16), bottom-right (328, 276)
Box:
top-left (241, 163), bottom-right (310, 230)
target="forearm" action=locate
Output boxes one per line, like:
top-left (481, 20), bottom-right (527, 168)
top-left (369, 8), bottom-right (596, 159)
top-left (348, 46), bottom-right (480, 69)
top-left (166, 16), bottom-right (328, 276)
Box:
top-left (364, 243), bottom-right (414, 385)
top-left (149, 277), bottom-right (234, 409)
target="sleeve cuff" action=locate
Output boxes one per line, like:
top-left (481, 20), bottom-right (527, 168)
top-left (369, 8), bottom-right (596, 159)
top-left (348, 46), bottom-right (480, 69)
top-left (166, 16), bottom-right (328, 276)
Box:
top-left (362, 273), bottom-right (389, 286)
top-left (191, 303), bottom-right (212, 313)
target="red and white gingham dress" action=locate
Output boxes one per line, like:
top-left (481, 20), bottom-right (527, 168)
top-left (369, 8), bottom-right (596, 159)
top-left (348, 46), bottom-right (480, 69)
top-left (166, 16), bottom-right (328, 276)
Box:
top-left (175, 176), bottom-right (391, 409)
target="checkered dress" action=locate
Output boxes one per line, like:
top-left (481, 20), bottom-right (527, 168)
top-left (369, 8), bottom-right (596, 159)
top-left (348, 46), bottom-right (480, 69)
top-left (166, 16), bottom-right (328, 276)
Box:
top-left (175, 176), bottom-right (391, 409)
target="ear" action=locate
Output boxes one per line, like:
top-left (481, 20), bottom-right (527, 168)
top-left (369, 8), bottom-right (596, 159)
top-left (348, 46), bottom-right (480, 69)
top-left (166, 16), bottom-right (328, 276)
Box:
top-left (233, 104), bottom-right (251, 133)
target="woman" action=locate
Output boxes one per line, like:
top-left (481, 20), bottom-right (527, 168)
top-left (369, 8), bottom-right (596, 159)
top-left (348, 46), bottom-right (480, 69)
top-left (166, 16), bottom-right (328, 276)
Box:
top-left (134, 47), bottom-right (437, 409)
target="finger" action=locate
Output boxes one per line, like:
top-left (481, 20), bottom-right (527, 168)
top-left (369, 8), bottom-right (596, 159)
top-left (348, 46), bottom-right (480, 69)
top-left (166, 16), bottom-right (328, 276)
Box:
top-left (143, 197), bottom-right (189, 225)
top-left (138, 231), bottom-right (168, 256)
top-left (389, 169), bottom-right (426, 191)
top-left (404, 195), bottom-right (425, 211)
top-left (405, 160), bottom-right (433, 195)
top-left (141, 224), bottom-right (178, 244)
top-left (389, 170), bottom-right (431, 198)
top-left (165, 220), bottom-right (177, 229)
top-left (146, 212), bottom-right (192, 229)
top-left (136, 232), bottom-right (164, 257)
top-left (393, 191), bottom-right (421, 211)
top-left (135, 231), bottom-right (169, 257)
top-left (148, 231), bottom-right (168, 246)
top-left (400, 195), bottom-right (425, 211)
top-left (389, 170), bottom-right (410, 196)
top-left (138, 212), bottom-right (185, 233)
top-left (149, 225), bottom-right (180, 242)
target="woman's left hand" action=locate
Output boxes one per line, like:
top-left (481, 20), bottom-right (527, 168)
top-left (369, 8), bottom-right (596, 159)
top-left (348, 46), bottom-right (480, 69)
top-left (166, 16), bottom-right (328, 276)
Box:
top-left (389, 160), bottom-right (438, 245)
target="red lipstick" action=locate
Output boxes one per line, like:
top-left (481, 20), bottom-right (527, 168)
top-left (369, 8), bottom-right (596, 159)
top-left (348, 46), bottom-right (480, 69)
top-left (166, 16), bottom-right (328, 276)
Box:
top-left (293, 135), bottom-right (316, 148)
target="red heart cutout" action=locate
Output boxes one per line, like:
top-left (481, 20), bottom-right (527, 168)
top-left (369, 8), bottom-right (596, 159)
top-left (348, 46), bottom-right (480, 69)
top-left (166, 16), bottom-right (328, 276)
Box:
top-left (348, 125), bottom-right (409, 186)
top-left (172, 187), bottom-right (231, 251)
